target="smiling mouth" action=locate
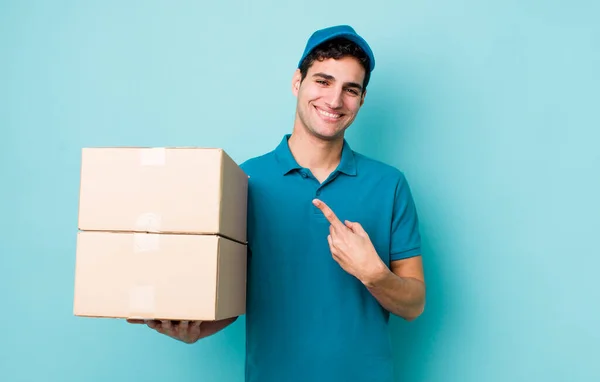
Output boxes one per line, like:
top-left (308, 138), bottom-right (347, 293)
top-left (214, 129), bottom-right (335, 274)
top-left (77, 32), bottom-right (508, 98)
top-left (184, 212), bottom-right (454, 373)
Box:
top-left (315, 106), bottom-right (343, 120)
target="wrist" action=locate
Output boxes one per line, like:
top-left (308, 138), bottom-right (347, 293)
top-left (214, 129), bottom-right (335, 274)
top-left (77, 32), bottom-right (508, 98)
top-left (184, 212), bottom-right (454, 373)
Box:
top-left (362, 261), bottom-right (390, 288)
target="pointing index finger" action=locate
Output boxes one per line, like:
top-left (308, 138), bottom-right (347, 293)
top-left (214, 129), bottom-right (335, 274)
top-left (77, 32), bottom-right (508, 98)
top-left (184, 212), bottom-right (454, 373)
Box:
top-left (312, 199), bottom-right (344, 229)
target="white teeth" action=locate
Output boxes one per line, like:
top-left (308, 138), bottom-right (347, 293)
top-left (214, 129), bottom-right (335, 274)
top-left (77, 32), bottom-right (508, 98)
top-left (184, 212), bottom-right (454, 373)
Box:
top-left (317, 108), bottom-right (341, 119)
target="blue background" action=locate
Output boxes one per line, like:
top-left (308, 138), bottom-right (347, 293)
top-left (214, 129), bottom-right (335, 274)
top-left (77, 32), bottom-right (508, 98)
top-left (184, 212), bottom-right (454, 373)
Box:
top-left (1, 1), bottom-right (599, 381)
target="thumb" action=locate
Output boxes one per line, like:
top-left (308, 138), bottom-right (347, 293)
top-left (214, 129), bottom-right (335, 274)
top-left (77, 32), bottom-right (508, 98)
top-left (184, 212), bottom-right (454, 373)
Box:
top-left (345, 220), bottom-right (368, 236)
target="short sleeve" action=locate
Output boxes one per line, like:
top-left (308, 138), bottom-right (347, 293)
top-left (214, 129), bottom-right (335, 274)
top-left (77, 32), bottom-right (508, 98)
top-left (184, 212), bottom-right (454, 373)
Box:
top-left (390, 173), bottom-right (422, 261)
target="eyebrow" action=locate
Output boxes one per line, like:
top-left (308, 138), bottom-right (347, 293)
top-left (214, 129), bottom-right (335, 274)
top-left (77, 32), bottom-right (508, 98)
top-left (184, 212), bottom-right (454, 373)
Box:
top-left (312, 72), bottom-right (363, 92)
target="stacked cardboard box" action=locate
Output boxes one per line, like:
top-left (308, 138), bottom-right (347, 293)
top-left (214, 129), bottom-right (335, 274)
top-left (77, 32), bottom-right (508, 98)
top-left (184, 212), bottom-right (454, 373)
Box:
top-left (73, 147), bottom-right (248, 321)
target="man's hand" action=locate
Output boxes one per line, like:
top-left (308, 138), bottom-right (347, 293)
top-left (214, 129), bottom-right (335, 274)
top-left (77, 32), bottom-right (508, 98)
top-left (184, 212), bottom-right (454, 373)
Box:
top-left (127, 319), bottom-right (202, 344)
top-left (312, 198), bottom-right (388, 286)
top-left (127, 316), bottom-right (238, 343)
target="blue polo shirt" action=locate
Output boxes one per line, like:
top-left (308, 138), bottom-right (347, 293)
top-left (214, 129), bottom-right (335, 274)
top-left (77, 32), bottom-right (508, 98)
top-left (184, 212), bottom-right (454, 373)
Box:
top-left (240, 134), bottom-right (422, 382)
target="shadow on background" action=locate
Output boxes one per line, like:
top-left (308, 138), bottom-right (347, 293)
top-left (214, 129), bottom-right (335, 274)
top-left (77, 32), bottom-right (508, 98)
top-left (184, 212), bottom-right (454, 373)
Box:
top-left (349, 67), bottom-right (452, 381)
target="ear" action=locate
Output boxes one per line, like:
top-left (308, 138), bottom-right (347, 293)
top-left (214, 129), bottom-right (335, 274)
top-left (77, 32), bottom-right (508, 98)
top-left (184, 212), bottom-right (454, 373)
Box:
top-left (360, 89), bottom-right (367, 107)
top-left (292, 69), bottom-right (302, 96)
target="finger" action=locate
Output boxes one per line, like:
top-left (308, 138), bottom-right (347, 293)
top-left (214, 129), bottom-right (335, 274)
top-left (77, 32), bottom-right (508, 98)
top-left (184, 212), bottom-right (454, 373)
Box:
top-left (328, 232), bottom-right (337, 248)
top-left (193, 321), bottom-right (203, 331)
top-left (179, 320), bottom-right (189, 332)
top-left (146, 320), bottom-right (160, 329)
top-left (312, 199), bottom-right (345, 230)
top-left (161, 320), bottom-right (176, 336)
top-left (329, 226), bottom-right (345, 249)
top-left (148, 320), bottom-right (161, 330)
top-left (178, 321), bottom-right (189, 340)
top-left (190, 321), bottom-right (202, 339)
top-left (344, 220), bottom-right (354, 232)
top-left (174, 320), bottom-right (189, 342)
top-left (345, 220), bottom-right (368, 237)
top-left (327, 235), bottom-right (341, 257)
top-left (126, 319), bottom-right (145, 324)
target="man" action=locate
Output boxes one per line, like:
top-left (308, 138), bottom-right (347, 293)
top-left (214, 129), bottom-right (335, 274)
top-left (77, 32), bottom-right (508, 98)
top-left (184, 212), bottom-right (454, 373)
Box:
top-left (130, 25), bottom-right (426, 381)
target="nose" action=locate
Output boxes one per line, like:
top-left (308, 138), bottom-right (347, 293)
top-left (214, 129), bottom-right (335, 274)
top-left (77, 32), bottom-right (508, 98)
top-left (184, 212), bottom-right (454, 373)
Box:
top-left (325, 87), bottom-right (344, 109)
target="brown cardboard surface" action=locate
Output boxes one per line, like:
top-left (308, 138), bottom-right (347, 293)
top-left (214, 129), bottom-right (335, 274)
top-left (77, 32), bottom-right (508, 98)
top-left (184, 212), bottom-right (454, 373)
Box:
top-left (73, 231), bottom-right (247, 321)
top-left (77, 147), bottom-right (248, 243)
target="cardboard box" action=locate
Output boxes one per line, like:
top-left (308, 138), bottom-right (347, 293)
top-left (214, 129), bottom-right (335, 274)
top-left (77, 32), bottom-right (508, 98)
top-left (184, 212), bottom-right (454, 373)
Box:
top-left (77, 147), bottom-right (248, 244)
top-left (73, 231), bottom-right (247, 321)
top-left (73, 147), bottom-right (249, 321)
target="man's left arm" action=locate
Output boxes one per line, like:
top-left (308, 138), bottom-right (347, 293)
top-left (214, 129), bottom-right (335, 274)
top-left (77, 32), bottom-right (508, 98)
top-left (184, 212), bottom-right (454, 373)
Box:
top-left (313, 173), bottom-right (426, 321)
top-left (362, 256), bottom-right (426, 321)
top-left (363, 172), bottom-right (426, 321)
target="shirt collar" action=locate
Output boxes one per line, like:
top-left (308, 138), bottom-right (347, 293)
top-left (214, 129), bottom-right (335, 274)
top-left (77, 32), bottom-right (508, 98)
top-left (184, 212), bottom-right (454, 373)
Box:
top-left (274, 134), bottom-right (357, 176)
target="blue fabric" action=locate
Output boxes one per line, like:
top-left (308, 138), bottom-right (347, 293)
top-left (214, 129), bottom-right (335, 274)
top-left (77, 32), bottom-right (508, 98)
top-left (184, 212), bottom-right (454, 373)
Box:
top-left (240, 135), bottom-right (421, 382)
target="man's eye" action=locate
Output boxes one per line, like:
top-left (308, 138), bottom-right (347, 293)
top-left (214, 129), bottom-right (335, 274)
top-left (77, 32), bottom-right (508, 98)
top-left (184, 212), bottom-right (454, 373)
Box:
top-left (316, 80), bottom-right (327, 85)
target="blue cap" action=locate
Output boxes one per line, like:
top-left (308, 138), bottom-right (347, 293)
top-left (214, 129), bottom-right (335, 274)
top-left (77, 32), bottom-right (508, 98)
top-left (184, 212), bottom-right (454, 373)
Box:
top-left (298, 25), bottom-right (375, 72)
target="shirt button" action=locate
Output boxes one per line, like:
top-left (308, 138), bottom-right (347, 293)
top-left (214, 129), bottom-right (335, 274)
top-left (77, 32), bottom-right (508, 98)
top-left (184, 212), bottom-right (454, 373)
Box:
top-left (315, 190), bottom-right (321, 196)
top-left (301, 172), bottom-right (308, 178)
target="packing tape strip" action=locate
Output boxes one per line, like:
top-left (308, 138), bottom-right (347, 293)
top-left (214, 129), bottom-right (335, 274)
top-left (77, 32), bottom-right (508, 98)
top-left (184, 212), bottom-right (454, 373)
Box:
top-left (128, 285), bottom-right (156, 319)
top-left (139, 147), bottom-right (166, 166)
top-left (135, 212), bottom-right (161, 232)
top-left (133, 233), bottom-right (160, 253)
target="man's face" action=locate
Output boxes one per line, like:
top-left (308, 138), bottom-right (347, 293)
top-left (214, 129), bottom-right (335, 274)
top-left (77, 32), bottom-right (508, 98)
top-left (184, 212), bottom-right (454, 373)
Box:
top-left (292, 56), bottom-right (366, 141)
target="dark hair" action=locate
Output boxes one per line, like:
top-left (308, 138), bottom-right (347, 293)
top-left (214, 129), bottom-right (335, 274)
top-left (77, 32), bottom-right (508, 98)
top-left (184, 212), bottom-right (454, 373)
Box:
top-left (298, 37), bottom-right (371, 92)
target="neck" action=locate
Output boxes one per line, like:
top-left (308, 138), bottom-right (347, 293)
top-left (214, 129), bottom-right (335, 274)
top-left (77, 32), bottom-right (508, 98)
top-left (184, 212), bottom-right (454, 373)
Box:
top-left (287, 124), bottom-right (344, 173)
